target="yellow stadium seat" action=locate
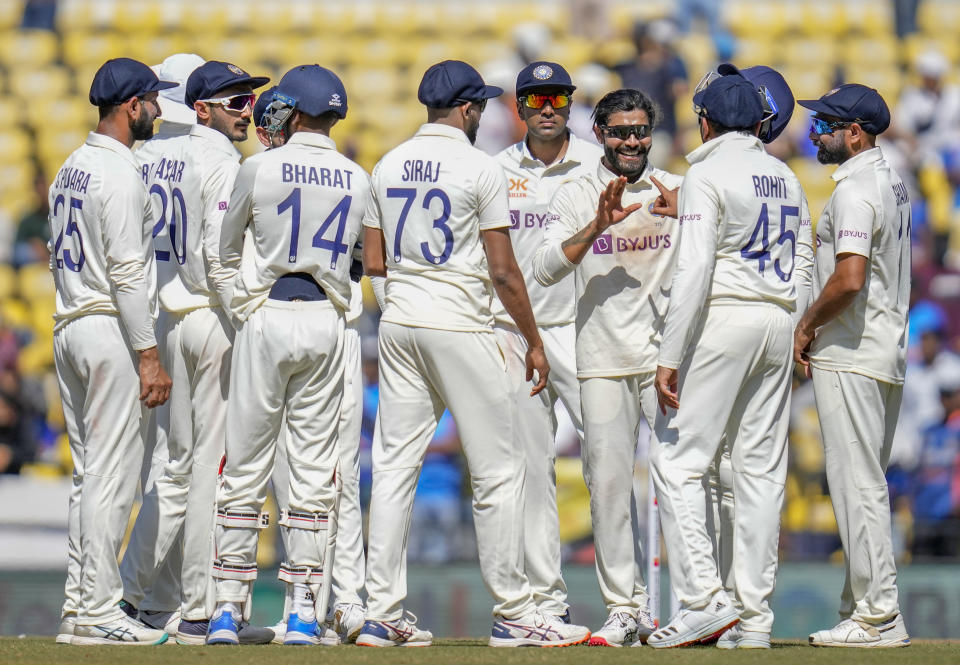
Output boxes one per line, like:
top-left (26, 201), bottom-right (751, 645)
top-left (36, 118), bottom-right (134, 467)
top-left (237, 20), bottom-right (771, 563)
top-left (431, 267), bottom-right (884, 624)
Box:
top-left (30, 299), bottom-right (56, 338)
top-left (0, 1), bottom-right (22, 31)
top-left (725, 1), bottom-right (790, 39)
top-left (780, 66), bottom-right (832, 101)
top-left (903, 35), bottom-right (960, 70)
top-left (279, 35), bottom-right (342, 70)
top-left (0, 28), bottom-right (58, 67)
top-left (840, 36), bottom-right (898, 68)
top-left (180, 2), bottom-right (230, 36)
top-left (919, 0), bottom-right (960, 36)
top-left (18, 338), bottom-right (53, 375)
top-left (857, 2), bottom-right (895, 37)
top-left (0, 297), bottom-right (32, 331)
top-left (63, 31), bottom-right (126, 70)
top-left (345, 68), bottom-right (402, 103)
top-left (731, 39), bottom-right (774, 67)
top-left (0, 267), bottom-right (17, 301)
top-left (592, 39), bottom-right (635, 68)
top-left (27, 99), bottom-right (97, 134)
top-left (844, 65), bottom-right (902, 105)
top-left (197, 35), bottom-right (264, 74)
top-left (342, 38), bottom-right (403, 69)
top-left (799, 1), bottom-right (848, 39)
top-left (115, 3), bottom-right (164, 33)
top-left (784, 38), bottom-right (837, 69)
top-left (0, 130), bottom-right (32, 165)
top-left (36, 128), bottom-right (89, 170)
top-left (125, 33), bottom-right (192, 68)
top-left (18, 263), bottom-right (55, 302)
top-left (9, 66), bottom-right (73, 103)
top-left (55, 0), bottom-right (106, 32)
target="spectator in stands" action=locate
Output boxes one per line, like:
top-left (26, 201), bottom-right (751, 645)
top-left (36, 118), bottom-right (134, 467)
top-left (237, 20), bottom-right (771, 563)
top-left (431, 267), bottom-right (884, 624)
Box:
top-left (0, 387), bottom-right (33, 474)
top-left (611, 19), bottom-right (688, 162)
top-left (893, 300), bottom-right (960, 470)
top-left (567, 63), bottom-right (616, 145)
top-left (892, 0), bottom-right (923, 39)
top-left (672, 0), bottom-right (735, 59)
top-left (13, 170), bottom-right (51, 267)
top-left (910, 378), bottom-right (960, 558)
top-left (892, 50), bottom-right (960, 266)
top-left (20, 0), bottom-right (57, 30)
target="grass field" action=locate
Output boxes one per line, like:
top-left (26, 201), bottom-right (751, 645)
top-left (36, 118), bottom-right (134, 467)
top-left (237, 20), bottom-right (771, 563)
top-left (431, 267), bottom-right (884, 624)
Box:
top-left (1, 638), bottom-right (959, 665)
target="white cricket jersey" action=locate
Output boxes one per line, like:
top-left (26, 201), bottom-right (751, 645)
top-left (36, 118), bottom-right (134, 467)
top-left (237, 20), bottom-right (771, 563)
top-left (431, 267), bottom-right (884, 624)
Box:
top-left (137, 123), bottom-right (240, 314)
top-left (363, 123), bottom-right (510, 332)
top-left (216, 131), bottom-right (369, 321)
top-left (532, 160), bottom-right (683, 378)
top-left (492, 132), bottom-right (603, 326)
top-left (809, 147), bottom-right (911, 385)
top-left (659, 132), bottom-right (814, 370)
top-left (48, 132), bottom-right (158, 350)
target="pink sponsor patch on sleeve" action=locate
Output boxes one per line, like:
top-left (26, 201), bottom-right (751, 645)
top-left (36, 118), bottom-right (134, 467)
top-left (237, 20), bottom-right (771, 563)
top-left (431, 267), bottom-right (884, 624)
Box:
top-left (218, 201), bottom-right (228, 210)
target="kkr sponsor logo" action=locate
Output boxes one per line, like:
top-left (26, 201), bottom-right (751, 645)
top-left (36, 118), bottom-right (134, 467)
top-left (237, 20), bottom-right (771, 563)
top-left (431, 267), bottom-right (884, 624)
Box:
top-left (509, 177), bottom-right (529, 198)
top-left (592, 233), bottom-right (672, 254)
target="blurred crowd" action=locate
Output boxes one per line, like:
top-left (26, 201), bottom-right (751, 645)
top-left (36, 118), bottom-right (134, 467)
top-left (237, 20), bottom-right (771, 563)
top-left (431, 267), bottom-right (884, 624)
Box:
top-left (1, 0), bottom-right (959, 564)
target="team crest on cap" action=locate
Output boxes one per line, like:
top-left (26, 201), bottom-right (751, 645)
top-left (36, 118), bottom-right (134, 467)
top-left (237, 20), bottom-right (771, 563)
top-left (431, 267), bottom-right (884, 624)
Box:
top-left (329, 93), bottom-right (342, 107)
top-left (227, 64), bottom-right (245, 76)
top-left (533, 65), bottom-right (553, 80)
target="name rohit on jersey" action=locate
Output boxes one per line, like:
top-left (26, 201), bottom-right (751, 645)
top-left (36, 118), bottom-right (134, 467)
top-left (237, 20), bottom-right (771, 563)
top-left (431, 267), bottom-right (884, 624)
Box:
top-left (142, 158), bottom-right (186, 184)
top-left (282, 162), bottom-right (353, 189)
top-left (752, 175), bottom-right (788, 199)
top-left (402, 160), bottom-right (440, 183)
top-left (54, 167), bottom-right (91, 193)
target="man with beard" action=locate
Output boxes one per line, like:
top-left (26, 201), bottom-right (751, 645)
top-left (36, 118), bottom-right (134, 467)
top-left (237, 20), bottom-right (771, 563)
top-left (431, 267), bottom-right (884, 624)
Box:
top-left (359, 60), bottom-right (590, 647)
top-left (52, 58), bottom-right (174, 645)
top-left (532, 88), bottom-right (683, 647)
top-left (795, 84), bottom-right (912, 648)
top-left (648, 73), bottom-right (811, 649)
top-left (493, 61), bottom-right (601, 626)
top-left (118, 59), bottom-right (274, 646)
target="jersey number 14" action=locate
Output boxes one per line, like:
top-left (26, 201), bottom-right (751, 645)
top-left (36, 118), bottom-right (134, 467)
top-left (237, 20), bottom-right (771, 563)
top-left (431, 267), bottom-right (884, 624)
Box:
top-left (279, 188), bottom-right (351, 269)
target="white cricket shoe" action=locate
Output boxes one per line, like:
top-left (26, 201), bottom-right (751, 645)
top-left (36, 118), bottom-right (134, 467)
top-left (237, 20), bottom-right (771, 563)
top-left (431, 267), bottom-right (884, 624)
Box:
top-left (588, 611), bottom-right (637, 647)
top-left (56, 615), bottom-right (76, 644)
top-left (717, 624), bottom-right (770, 649)
top-left (809, 615), bottom-right (910, 648)
top-left (489, 611), bottom-right (590, 647)
top-left (647, 592), bottom-right (739, 649)
top-left (140, 609), bottom-right (181, 639)
top-left (333, 603), bottom-right (366, 643)
top-left (635, 605), bottom-right (656, 644)
top-left (356, 612), bottom-right (433, 647)
top-left (269, 617), bottom-right (287, 645)
top-left (71, 615), bottom-right (168, 646)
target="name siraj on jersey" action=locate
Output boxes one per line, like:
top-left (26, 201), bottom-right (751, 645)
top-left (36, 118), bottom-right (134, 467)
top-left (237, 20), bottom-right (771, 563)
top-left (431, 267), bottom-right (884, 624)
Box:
top-left (54, 166), bottom-right (91, 194)
top-left (282, 162), bottom-right (353, 189)
top-left (401, 159), bottom-right (441, 183)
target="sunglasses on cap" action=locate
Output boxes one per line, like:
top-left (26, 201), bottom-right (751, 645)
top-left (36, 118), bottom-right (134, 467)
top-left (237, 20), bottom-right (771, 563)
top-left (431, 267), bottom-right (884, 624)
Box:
top-left (601, 124), bottom-right (651, 140)
top-left (455, 98), bottom-right (487, 112)
top-left (200, 92), bottom-right (256, 112)
top-left (692, 70), bottom-right (777, 124)
top-left (810, 116), bottom-right (856, 135)
top-left (520, 93), bottom-right (571, 109)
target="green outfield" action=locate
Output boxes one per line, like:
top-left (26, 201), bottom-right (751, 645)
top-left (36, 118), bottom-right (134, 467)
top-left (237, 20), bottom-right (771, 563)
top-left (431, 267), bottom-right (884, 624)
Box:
top-left (1, 638), bottom-right (959, 665)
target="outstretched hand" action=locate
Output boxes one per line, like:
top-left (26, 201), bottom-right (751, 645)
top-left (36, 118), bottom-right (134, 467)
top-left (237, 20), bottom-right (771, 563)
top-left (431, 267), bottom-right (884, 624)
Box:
top-left (649, 175), bottom-right (679, 218)
top-left (595, 176), bottom-right (644, 233)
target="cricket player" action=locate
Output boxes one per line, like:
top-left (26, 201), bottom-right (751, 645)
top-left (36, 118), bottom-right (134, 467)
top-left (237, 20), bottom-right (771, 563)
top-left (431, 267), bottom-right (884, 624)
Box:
top-left (532, 88), bottom-right (683, 646)
top-left (120, 59), bottom-right (274, 646)
top-left (648, 72), bottom-right (813, 648)
top-left (795, 84), bottom-right (912, 648)
top-left (53, 57), bottom-right (174, 645)
top-left (493, 61), bottom-right (601, 623)
top-left (253, 85), bottom-right (369, 646)
top-left (358, 60), bottom-right (590, 648)
top-left (207, 64), bottom-right (367, 647)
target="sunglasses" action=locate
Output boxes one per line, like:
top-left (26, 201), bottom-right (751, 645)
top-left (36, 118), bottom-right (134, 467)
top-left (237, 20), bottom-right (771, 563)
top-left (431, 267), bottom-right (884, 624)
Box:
top-left (601, 124), bottom-right (651, 140)
top-left (456, 98), bottom-right (487, 112)
top-left (521, 93), bottom-right (571, 109)
top-left (810, 117), bottom-right (854, 135)
top-left (200, 92), bottom-right (256, 112)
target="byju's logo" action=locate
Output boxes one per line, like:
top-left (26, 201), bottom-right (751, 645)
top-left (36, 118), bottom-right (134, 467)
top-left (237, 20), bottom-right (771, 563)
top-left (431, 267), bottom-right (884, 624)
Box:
top-left (510, 209), bottom-right (520, 229)
top-left (593, 234), bottom-right (613, 254)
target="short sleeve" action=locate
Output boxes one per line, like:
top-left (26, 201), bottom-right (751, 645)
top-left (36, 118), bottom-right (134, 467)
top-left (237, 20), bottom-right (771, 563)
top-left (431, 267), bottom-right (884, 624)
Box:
top-left (476, 159), bottom-right (510, 230)
top-left (832, 189), bottom-right (876, 258)
top-left (362, 162), bottom-right (383, 230)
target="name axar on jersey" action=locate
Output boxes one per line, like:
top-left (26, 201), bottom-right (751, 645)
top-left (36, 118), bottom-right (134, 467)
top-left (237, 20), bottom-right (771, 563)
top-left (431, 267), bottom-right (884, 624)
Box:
top-left (209, 65), bottom-right (369, 646)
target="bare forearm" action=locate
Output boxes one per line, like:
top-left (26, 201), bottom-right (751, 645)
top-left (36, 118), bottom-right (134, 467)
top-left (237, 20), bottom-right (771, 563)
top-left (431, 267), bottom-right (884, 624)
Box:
top-left (561, 217), bottom-right (601, 264)
top-left (797, 274), bottom-right (860, 335)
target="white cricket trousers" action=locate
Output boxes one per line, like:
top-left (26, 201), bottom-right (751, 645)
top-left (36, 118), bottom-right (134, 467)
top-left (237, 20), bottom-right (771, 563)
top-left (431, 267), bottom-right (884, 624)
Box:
top-left (579, 373), bottom-right (657, 614)
top-left (365, 322), bottom-right (536, 621)
top-left (121, 306), bottom-right (233, 620)
top-left (55, 314), bottom-right (147, 625)
top-left (272, 320), bottom-right (365, 608)
top-left (214, 300), bottom-right (344, 614)
top-left (493, 321), bottom-right (581, 616)
top-left (811, 367), bottom-right (902, 623)
top-left (651, 302), bottom-right (792, 633)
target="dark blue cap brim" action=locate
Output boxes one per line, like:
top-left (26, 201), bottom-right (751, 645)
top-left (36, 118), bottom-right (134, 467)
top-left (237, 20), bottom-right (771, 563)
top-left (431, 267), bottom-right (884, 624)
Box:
top-left (132, 79), bottom-right (178, 99)
top-left (477, 84), bottom-right (504, 100)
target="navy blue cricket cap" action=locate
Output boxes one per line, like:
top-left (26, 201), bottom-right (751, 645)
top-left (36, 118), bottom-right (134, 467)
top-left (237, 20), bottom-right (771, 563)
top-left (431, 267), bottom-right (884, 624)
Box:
top-left (89, 57), bottom-right (177, 107)
top-left (184, 60), bottom-right (270, 108)
top-left (516, 61), bottom-right (576, 95)
top-left (253, 85), bottom-right (277, 127)
top-left (275, 65), bottom-right (347, 118)
top-left (718, 63), bottom-right (795, 143)
top-left (418, 60), bottom-right (503, 108)
top-left (798, 83), bottom-right (890, 135)
top-left (693, 74), bottom-right (765, 128)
